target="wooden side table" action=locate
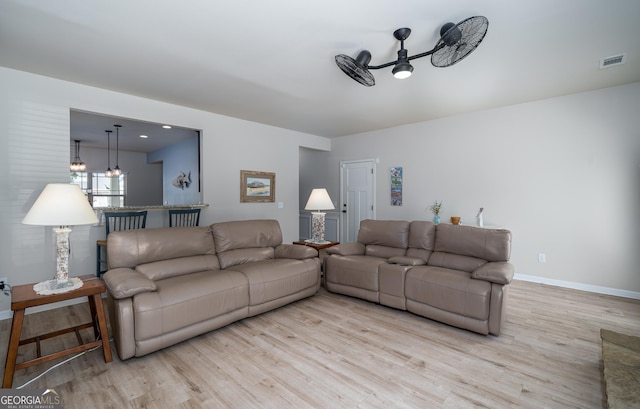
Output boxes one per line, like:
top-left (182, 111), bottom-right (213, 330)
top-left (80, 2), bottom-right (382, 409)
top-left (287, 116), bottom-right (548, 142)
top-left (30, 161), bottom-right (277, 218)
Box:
top-left (293, 240), bottom-right (339, 257)
top-left (2, 275), bottom-right (112, 388)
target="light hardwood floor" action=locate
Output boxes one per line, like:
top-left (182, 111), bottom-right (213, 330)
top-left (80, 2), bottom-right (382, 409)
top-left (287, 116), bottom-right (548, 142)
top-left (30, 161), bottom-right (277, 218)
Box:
top-left (1, 280), bottom-right (639, 408)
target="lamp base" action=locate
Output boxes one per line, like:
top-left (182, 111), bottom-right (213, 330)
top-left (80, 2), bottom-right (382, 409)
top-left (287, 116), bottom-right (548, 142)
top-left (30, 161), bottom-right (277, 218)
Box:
top-left (310, 212), bottom-right (328, 243)
top-left (33, 277), bottom-right (83, 295)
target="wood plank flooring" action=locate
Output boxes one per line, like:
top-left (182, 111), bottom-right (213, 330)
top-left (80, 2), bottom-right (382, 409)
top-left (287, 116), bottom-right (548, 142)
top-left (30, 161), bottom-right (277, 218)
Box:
top-left (1, 279), bottom-right (639, 408)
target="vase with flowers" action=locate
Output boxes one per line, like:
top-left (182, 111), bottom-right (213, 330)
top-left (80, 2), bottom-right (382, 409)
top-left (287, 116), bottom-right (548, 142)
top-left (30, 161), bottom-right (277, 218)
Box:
top-left (429, 201), bottom-right (442, 225)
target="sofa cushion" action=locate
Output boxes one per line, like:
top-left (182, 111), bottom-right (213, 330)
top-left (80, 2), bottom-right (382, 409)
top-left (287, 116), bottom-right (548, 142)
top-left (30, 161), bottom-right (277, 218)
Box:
top-left (405, 266), bottom-right (492, 321)
top-left (325, 255), bottom-right (387, 292)
top-left (387, 256), bottom-right (427, 266)
top-left (434, 224), bottom-right (511, 262)
top-left (135, 255), bottom-right (220, 281)
top-left (358, 219), bottom-right (410, 249)
top-left (133, 269), bottom-right (249, 341)
top-left (108, 226), bottom-right (215, 268)
top-left (228, 259), bottom-right (319, 306)
top-left (406, 221), bottom-right (436, 261)
top-left (365, 245), bottom-right (407, 259)
top-left (428, 252), bottom-right (487, 273)
top-left (326, 242), bottom-right (365, 256)
top-left (212, 219), bottom-right (282, 252)
top-left (217, 247), bottom-right (275, 270)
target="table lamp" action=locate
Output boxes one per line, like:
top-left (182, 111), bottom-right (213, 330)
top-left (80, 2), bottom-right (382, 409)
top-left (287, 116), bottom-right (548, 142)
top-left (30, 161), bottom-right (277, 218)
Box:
top-left (22, 183), bottom-right (99, 291)
top-left (304, 188), bottom-right (335, 244)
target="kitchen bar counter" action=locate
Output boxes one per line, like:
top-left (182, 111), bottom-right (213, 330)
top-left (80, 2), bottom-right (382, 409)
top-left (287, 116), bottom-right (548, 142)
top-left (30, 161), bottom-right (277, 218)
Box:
top-left (94, 204), bottom-right (209, 230)
top-left (98, 203), bottom-right (209, 212)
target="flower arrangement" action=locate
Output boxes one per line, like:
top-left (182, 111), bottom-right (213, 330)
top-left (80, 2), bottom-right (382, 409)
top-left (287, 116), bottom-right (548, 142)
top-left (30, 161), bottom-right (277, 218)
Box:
top-left (429, 200), bottom-right (442, 215)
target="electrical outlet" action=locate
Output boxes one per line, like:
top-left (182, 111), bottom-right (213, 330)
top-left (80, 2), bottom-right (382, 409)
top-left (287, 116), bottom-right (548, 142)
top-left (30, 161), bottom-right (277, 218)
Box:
top-left (538, 253), bottom-right (546, 263)
top-left (0, 277), bottom-right (9, 295)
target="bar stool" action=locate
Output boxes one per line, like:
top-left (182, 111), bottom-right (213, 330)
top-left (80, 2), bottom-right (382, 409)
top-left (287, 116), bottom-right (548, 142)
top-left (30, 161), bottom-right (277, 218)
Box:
top-left (96, 211), bottom-right (147, 276)
top-left (169, 208), bottom-right (201, 227)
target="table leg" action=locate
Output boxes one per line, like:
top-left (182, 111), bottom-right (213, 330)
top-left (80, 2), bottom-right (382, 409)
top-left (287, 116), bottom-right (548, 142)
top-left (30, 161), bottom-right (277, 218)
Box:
top-left (90, 294), bottom-right (112, 363)
top-left (3, 308), bottom-right (25, 388)
top-left (88, 294), bottom-right (98, 339)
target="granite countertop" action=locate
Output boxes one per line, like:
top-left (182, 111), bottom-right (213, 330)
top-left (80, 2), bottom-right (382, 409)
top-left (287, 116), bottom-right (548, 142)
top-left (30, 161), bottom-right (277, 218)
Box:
top-left (97, 203), bottom-right (209, 212)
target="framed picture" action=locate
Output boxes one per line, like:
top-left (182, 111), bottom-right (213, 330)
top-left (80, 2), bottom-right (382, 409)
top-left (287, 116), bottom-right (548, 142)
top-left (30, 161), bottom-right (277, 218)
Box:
top-left (240, 170), bottom-right (276, 202)
top-left (390, 166), bottom-right (403, 206)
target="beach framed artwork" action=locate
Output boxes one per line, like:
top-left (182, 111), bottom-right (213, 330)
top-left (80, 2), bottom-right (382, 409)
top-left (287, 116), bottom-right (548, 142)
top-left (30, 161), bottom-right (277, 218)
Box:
top-left (240, 170), bottom-right (275, 202)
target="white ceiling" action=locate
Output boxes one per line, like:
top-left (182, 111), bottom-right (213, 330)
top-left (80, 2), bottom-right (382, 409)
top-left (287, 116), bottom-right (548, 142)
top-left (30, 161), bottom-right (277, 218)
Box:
top-left (1, 0), bottom-right (639, 140)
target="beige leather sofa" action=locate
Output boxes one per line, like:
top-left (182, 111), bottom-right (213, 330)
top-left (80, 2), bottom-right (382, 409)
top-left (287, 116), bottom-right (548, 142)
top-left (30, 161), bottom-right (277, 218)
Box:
top-left (103, 219), bottom-right (320, 360)
top-left (324, 220), bottom-right (513, 336)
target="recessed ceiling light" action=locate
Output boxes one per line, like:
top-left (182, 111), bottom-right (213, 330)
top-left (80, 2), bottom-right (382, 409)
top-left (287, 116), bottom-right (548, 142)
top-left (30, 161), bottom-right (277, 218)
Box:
top-left (162, 125), bottom-right (172, 129)
top-left (139, 134), bottom-right (148, 139)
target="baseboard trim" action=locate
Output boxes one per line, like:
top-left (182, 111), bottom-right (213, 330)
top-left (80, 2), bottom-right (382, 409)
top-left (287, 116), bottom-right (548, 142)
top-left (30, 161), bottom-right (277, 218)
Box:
top-left (515, 274), bottom-right (640, 300)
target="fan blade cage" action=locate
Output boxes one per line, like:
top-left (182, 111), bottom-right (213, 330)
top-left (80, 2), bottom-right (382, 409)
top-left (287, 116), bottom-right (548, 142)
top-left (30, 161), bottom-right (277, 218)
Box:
top-left (431, 16), bottom-right (488, 68)
top-left (335, 54), bottom-right (375, 86)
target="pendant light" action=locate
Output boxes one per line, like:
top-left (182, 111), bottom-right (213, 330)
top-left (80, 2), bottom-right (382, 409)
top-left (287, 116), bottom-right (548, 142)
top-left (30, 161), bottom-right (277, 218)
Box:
top-left (105, 130), bottom-right (113, 177)
top-left (113, 124), bottom-right (122, 176)
top-left (70, 139), bottom-right (86, 171)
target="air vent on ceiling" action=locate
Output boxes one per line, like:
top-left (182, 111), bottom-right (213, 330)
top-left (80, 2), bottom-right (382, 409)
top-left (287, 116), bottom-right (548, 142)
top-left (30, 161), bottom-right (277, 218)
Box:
top-left (600, 53), bottom-right (626, 69)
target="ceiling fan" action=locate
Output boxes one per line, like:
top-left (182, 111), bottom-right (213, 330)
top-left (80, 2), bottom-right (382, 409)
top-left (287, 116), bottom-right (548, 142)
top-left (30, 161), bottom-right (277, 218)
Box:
top-left (335, 16), bottom-right (489, 87)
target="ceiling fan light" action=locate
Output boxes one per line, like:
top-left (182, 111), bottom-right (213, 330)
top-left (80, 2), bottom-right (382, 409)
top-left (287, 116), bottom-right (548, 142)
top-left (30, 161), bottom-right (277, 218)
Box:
top-left (392, 63), bottom-right (413, 79)
top-left (392, 48), bottom-right (413, 79)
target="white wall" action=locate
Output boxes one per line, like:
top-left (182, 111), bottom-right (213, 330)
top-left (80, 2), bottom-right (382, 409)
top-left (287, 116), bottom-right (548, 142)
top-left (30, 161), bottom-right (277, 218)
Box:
top-left (0, 67), bottom-right (330, 317)
top-left (318, 83), bottom-right (640, 297)
top-left (148, 134), bottom-right (200, 205)
top-left (299, 147), bottom-right (340, 208)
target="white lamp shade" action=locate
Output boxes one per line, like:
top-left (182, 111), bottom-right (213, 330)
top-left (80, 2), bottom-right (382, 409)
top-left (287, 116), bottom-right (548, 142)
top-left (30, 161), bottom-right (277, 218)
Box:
top-left (304, 188), bottom-right (335, 211)
top-left (22, 183), bottom-right (98, 226)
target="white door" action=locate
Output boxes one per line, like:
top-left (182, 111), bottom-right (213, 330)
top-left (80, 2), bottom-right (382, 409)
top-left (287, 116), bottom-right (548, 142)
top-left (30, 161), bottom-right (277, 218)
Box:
top-left (340, 159), bottom-right (375, 243)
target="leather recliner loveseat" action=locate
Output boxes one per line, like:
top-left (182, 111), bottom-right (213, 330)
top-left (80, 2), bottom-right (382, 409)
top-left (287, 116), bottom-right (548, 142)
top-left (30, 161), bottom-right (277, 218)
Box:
top-left (324, 220), bottom-right (514, 336)
top-left (103, 219), bottom-right (320, 360)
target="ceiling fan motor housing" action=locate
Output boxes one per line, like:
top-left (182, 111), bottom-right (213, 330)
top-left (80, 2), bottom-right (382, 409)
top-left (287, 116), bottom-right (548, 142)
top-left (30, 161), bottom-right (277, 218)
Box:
top-left (355, 50), bottom-right (372, 66)
top-left (440, 22), bottom-right (462, 46)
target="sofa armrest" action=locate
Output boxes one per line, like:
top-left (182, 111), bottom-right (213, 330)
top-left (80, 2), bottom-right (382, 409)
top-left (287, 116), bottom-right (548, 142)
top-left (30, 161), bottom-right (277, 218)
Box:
top-left (275, 244), bottom-right (317, 259)
top-left (103, 268), bottom-right (158, 300)
top-left (387, 256), bottom-right (427, 266)
top-left (471, 262), bottom-right (515, 285)
top-left (325, 242), bottom-right (365, 256)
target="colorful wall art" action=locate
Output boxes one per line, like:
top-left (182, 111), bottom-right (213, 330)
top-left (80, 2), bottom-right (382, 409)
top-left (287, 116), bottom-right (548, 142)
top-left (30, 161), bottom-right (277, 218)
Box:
top-left (391, 167), bottom-right (402, 206)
